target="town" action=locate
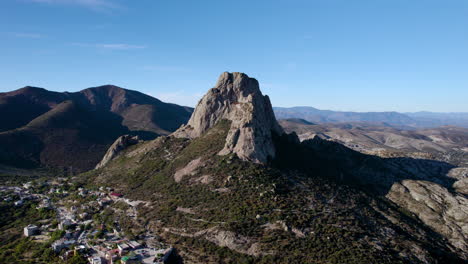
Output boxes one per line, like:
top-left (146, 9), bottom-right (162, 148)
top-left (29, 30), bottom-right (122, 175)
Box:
top-left (1, 179), bottom-right (175, 264)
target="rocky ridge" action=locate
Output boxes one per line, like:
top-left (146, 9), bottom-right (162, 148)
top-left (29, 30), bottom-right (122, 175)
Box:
top-left (95, 135), bottom-right (140, 169)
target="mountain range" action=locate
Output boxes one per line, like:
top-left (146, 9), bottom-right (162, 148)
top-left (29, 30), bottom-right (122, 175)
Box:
top-left (1, 85), bottom-right (466, 176)
top-left (0, 85), bottom-right (192, 173)
top-left (274, 106), bottom-right (468, 128)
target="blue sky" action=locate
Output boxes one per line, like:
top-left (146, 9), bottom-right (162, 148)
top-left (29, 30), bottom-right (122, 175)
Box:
top-left (1, 0), bottom-right (467, 112)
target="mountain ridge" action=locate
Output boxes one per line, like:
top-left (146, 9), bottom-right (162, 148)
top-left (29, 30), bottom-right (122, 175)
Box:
top-left (0, 85), bottom-right (193, 172)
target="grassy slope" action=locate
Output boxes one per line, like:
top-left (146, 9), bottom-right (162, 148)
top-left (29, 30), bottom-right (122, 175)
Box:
top-left (79, 120), bottom-right (463, 264)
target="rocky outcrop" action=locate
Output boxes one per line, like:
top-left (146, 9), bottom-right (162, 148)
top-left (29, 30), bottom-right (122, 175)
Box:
top-left (173, 72), bottom-right (284, 163)
top-left (164, 226), bottom-right (268, 257)
top-left (173, 158), bottom-right (204, 183)
top-left (386, 180), bottom-right (468, 256)
top-left (95, 135), bottom-right (140, 169)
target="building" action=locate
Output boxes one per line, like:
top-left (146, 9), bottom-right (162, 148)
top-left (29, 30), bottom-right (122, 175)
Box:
top-left (118, 242), bottom-right (131, 256)
top-left (106, 249), bottom-right (120, 264)
top-left (157, 248), bottom-right (174, 263)
top-left (89, 255), bottom-right (102, 264)
top-left (98, 198), bottom-right (112, 206)
top-left (128, 240), bottom-right (142, 249)
top-left (110, 192), bottom-right (123, 199)
top-left (79, 212), bottom-right (89, 219)
top-left (75, 245), bottom-right (87, 254)
top-left (62, 250), bottom-right (75, 261)
top-left (121, 252), bottom-right (139, 264)
top-left (24, 224), bottom-right (39, 237)
top-left (52, 239), bottom-right (76, 252)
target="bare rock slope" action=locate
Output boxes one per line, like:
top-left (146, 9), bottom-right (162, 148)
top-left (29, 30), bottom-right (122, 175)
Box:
top-left (174, 72), bottom-right (283, 163)
top-left (386, 180), bottom-right (468, 253)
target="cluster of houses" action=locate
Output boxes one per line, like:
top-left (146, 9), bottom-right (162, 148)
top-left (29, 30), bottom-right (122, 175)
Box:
top-left (1, 185), bottom-right (39, 207)
top-left (92, 239), bottom-right (173, 264)
top-left (47, 228), bottom-right (174, 263)
top-left (1, 180), bottom-right (71, 208)
top-left (14, 183), bottom-right (175, 264)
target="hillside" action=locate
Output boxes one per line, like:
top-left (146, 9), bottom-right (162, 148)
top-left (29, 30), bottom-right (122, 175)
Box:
top-left (81, 72), bottom-right (467, 263)
top-left (0, 87), bottom-right (68, 132)
top-left (279, 119), bottom-right (468, 166)
top-left (0, 85), bottom-right (192, 173)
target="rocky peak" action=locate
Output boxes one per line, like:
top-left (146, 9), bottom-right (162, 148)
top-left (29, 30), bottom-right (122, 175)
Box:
top-left (95, 135), bottom-right (140, 169)
top-left (173, 72), bottom-right (284, 163)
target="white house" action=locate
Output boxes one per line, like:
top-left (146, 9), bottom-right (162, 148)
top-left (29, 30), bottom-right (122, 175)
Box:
top-left (24, 224), bottom-right (39, 237)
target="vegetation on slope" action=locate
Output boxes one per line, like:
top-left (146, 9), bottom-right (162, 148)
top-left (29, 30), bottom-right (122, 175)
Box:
top-left (78, 120), bottom-right (464, 263)
top-left (0, 200), bottom-right (58, 263)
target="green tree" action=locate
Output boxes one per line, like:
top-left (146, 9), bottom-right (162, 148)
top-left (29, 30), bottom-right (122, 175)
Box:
top-left (67, 253), bottom-right (88, 264)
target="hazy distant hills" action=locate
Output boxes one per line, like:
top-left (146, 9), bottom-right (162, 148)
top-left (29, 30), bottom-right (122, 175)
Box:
top-left (0, 86), bottom-right (192, 172)
top-left (274, 106), bottom-right (468, 128)
top-left (405, 111), bottom-right (468, 128)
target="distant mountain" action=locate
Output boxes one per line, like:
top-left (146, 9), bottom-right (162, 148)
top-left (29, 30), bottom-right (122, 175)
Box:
top-left (0, 85), bottom-right (192, 172)
top-left (281, 118), bottom-right (316, 125)
top-left (274, 106), bottom-right (468, 128)
top-left (406, 111), bottom-right (468, 128)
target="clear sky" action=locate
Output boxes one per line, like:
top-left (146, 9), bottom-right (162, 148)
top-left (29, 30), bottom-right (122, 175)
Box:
top-left (1, 0), bottom-right (467, 112)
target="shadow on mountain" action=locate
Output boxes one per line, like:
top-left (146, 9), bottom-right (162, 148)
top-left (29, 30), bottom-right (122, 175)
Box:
top-left (0, 85), bottom-right (192, 173)
top-left (128, 130), bottom-right (159, 141)
top-left (272, 133), bottom-right (466, 262)
top-left (272, 133), bottom-right (457, 195)
top-left (0, 100), bottom-right (129, 173)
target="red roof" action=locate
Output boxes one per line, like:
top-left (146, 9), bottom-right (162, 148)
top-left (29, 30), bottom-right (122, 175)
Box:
top-left (110, 192), bottom-right (123, 197)
top-left (109, 248), bottom-right (119, 254)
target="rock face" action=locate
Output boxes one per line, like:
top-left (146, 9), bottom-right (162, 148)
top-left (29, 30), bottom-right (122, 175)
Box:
top-left (173, 72), bottom-right (284, 163)
top-left (386, 180), bottom-right (468, 256)
top-left (95, 135), bottom-right (140, 169)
